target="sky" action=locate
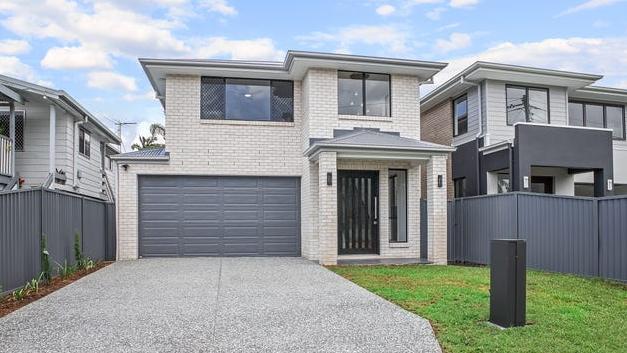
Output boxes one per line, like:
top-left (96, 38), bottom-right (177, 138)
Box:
top-left (0, 0), bottom-right (626, 151)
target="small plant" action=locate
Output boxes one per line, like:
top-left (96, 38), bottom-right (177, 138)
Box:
top-left (12, 287), bottom-right (29, 301)
top-left (56, 260), bottom-right (76, 279)
top-left (41, 235), bottom-right (51, 282)
top-left (11, 273), bottom-right (44, 301)
top-left (74, 232), bottom-right (82, 264)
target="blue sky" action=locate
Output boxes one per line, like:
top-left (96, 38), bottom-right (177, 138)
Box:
top-left (1, 0), bottom-right (626, 150)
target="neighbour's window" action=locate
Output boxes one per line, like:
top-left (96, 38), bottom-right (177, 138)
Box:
top-left (506, 85), bottom-right (549, 125)
top-left (200, 77), bottom-right (294, 122)
top-left (0, 111), bottom-right (25, 151)
top-left (568, 101), bottom-right (625, 140)
top-left (79, 128), bottom-right (91, 158)
top-left (453, 95), bottom-right (468, 136)
top-left (454, 178), bottom-right (466, 198)
top-left (338, 71), bottom-right (390, 117)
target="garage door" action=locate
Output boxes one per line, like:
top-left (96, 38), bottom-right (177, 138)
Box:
top-left (138, 176), bottom-right (300, 257)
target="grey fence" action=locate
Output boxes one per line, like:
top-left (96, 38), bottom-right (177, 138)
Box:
top-left (0, 188), bottom-right (116, 293)
top-left (447, 192), bottom-right (627, 282)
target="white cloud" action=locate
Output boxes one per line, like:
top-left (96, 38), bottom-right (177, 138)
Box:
top-left (123, 90), bottom-right (156, 101)
top-left (87, 71), bottom-right (137, 92)
top-left (376, 4), bottom-right (396, 15)
top-left (435, 32), bottom-right (472, 53)
top-left (426, 7), bottom-right (447, 20)
top-left (194, 37), bottom-right (284, 60)
top-left (0, 39), bottom-right (30, 55)
top-left (449, 0), bottom-right (479, 8)
top-left (41, 46), bottom-right (113, 69)
top-left (557, 0), bottom-right (624, 16)
top-left (199, 0), bottom-right (237, 16)
top-left (298, 25), bottom-right (409, 53)
top-left (0, 56), bottom-right (37, 82)
top-left (616, 81), bottom-right (627, 89)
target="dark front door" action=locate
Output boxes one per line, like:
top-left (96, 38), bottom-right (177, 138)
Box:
top-left (337, 170), bottom-right (379, 254)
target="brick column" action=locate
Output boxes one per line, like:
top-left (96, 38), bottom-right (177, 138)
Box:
top-left (427, 155), bottom-right (448, 264)
top-left (317, 151), bottom-right (337, 265)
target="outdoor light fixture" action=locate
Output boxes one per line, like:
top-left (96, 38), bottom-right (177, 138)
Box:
top-left (327, 172), bottom-right (332, 186)
top-left (438, 175), bottom-right (443, 188)
top-left (523, 176), bottom-right (529, 189)
top-left (122, 164), bottom-right (129, 171)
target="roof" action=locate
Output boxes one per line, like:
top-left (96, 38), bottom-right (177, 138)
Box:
top-left (139, 50), bottom-right (448, 107)
top-left (304, 129), bottom-right (455, 159)
top-left (421, 61), bottom-right (603, 111)
top-left (110, 147), bottom-right (169, 161)
top-left (570, 85), bottom-right (627, 104)
top-left (0, 74), bottom-right (121, 144)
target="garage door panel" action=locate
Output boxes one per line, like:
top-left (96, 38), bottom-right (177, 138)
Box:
top-left (139, 176), bottom-right (300, 257)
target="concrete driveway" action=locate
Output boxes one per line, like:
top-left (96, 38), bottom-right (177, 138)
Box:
top-left (0, 258), bottom-right (441, 353)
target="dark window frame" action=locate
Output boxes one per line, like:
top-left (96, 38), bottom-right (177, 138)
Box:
top-left (200, 76), bottom-right (294, 122)
top-left (79, 127), bottom-right (91, 159)
top-left (506, 84), bottom-right (550, 125)
top-left (388, 168), bottom-right (408, 243)
top-left (338, 70), bottom-right (392, 117)
top-left (452, 94), bottom-right (468, 137)
top-left (569, 100), bottom-right (626, 141)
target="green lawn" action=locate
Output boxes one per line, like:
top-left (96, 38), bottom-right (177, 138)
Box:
top-left (329, 265), bottom-right (626, 353)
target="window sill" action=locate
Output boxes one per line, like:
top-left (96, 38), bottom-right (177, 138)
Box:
top-left (338, 114), bottom-right (392, 123)
top-left (199, 119), bottom-right (295, 127)
top-left (79, 153), bottom-right (90, 160)
top-left (389, 242), bottom-right (410, 248)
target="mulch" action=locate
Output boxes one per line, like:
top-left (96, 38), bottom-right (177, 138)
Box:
top-left (0, 261), bottom-right (112, 318)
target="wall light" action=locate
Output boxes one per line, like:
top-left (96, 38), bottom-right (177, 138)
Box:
top-left (327, 172), bottom-right (332, 186)
top-left (437, 175), bottom-right (443, 188)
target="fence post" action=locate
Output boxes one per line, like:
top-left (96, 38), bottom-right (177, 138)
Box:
top-left (515, 193), bottom-right (520, 239)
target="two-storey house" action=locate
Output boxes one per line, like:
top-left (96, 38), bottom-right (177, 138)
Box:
top-left (0, 75), bottom-right (121, 200)
top-left (112, 51), bottom-right (453, 265)
top-left (421, 62), bottom-right (627, 198)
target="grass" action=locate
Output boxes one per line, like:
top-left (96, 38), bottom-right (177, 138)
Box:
top-left (329, 265), bottom-right (627, 353)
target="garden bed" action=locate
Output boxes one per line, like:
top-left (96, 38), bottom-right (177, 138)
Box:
top-left (0, 261), bottom-right (112, 318)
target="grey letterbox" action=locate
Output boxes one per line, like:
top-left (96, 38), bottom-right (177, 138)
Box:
top-left (489, 239), bottom-right (526, 328)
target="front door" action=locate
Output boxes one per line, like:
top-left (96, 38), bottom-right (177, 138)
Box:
top-left (337, 170), bottom-right (379, 254)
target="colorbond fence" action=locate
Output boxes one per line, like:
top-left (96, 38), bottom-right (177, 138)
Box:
top-left (447, 192), bottom-right (627, 282)
top-left (0, 188), bottom-right (116, 293)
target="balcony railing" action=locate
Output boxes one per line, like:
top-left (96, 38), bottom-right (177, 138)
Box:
top-left (0, 134), bottom-right (13, 177)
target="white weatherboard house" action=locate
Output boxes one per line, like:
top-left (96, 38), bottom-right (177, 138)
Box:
top-left (0, 75), bottom-right (121, 200)
top-left (112, 51), bottom-right (453, 265)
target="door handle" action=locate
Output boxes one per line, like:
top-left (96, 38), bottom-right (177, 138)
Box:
top-left (374, 196), bottom-right (378, 220)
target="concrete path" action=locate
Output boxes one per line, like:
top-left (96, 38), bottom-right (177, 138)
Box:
top-left (0, 258), bottom-right (441, 353)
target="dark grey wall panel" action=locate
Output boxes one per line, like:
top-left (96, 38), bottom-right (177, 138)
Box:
top-left (138, 175), bottom-right (301, 257)
top-left (598, 197), bottom-right (627, 281)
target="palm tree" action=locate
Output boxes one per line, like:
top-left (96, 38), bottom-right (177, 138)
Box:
top-left (132, 123), bottom-right (165, 150)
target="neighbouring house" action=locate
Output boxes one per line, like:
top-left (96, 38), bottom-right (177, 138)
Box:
top-left (112, 51), bottom-right (454, 265)
top-left (0, 75), bottom-right (121, 201)
top-left (420, 62), bottom-right (627, 198)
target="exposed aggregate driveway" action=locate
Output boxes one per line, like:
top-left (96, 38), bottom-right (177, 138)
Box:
top-left (0, 257), bottom-right (441, 353)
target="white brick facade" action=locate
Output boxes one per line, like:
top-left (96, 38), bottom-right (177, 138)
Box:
top-left (117, 68), bottom-right (449, 264)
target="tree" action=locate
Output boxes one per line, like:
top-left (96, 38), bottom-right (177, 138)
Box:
top-left (132, 123), bottom-right (165, 150)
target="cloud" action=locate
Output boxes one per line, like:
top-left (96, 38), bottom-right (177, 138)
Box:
top-left (41, 46), bottom-right (113, 69)
top-left (557, 0), bottom-right (624, 16)
top-left (435, 32), bottom-right (472, 53)
top-left (0, 56), bottom-right (38, 81)
top-left (298, 25), bottom-right (409, 53)
top-left (194, 37), bottom-right (284, 60)
top-left (426, 7), bottom-right (447, 20)
top-left (123, 90), bottom-right (156, 101)
top-left (0, 39), bottom-right (30, 55)
top-left (87, 71), bottom-right (137, 92)
top-left (199, 0), bottom-right (237, 16)
top-left (376, 4), bottom-right (396, 15)
top-left (427, 37), bottom-right (627, 91)
top-left (449, 0), bottom-right (479, 8)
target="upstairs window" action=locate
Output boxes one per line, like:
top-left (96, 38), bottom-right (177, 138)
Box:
top-left (79, 127), bottom-right (91, 158)
top-left (569, 101), bottom-right (625, 140)
top-left (0, 111), bottom-right (25, 151)
top-left (200, 77), bottom-right (294, 122)
top-left (506, 85), bottom-right (549, 125)
top-left (453, 95), bottom-right (468, 136)
top-left (338, 71), bottom-right (390, 117)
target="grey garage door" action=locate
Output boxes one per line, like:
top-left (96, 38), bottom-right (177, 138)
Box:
top-left (138, 176), bottom-right (301, 257)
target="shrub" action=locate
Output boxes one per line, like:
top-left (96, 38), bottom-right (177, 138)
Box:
top-left (56, 260), bottom-right (76, 279)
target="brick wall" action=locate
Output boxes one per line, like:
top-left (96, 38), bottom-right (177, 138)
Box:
top-left (421, 99), bottom-right (454, 199)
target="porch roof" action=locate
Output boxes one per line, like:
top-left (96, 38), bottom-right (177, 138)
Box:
top-left (304, 129), bottom-right (454, 160)
top-left (110, 146), bottom-right (169, 162)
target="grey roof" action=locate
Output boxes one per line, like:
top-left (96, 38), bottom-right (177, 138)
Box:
top-left (110, 147), bottom-right (169, 161)
top-left (304, 129), bottom-right (454, 156)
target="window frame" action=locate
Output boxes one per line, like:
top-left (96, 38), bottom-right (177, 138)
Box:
top-left (338, 70), bottom-right (392, 117)
top-left (388, 169), bottom-right (408, 243)
top-left (78, 127), bottom-right (91, 159)
top-left (452, 94), bottom-right (469, 137)
top-left (200, 76), bottom-right (295, 122)
top-left (505, 84), bottom-right (550, 126)
top-left (568, 100), bottom-right (626, 140)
